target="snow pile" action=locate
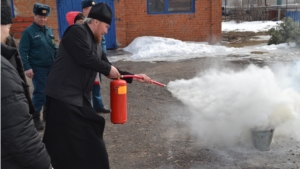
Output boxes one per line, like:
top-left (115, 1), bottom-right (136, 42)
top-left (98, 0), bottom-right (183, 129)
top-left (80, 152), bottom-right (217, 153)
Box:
top-left (222, 20), bottom-right (280, 32)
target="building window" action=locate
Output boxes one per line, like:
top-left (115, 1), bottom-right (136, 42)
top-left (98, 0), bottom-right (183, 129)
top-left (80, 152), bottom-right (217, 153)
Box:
top-left (148, 0), bottom-right (195, 14)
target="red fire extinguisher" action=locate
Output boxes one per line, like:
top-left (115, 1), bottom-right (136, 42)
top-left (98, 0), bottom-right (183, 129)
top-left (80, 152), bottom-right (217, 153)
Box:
top-left (110, 77), bottom-right (127, 124)
top-left (110, 75), bottom-right (165, 124)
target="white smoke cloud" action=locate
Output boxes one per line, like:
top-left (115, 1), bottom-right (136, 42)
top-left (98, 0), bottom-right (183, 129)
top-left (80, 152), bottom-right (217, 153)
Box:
top-left (167, 63), bottom-right (300, 147)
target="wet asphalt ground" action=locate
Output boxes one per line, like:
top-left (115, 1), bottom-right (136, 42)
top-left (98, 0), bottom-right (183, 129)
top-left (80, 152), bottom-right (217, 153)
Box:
top-left (31, 50), bottom-right (300, 169)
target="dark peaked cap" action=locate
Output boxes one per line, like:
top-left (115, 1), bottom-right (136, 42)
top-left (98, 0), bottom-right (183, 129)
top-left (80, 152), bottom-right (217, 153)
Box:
top-left (1, 0), bottom-right (13, 25)
top-left (81, 0), bottom-right (96, 9)
top-left (33, 3), bottom-right (50, 16)
top-left (88, 2), bottom-right (112, 25)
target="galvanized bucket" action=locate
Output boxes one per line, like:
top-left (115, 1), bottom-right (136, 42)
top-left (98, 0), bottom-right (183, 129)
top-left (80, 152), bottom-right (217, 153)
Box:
top-left (251, 128), bottom-right (275, 151)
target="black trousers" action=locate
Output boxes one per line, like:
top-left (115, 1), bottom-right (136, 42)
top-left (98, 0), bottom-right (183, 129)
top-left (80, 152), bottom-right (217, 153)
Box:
top-left (43, 96), bottom-right (109, 169)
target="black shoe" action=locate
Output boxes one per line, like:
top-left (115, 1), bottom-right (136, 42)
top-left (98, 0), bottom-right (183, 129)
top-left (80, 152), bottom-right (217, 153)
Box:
top-left (95, 107), bottom-right (111, 114)
top-left (33, 118), bottom-right (44, 131)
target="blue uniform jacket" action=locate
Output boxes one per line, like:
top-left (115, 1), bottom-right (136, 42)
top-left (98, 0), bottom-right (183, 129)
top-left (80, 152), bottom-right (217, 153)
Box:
top-left (101, 36), bottom-right (106, 54)
top-left (19, 22), bottom-right (58, 70)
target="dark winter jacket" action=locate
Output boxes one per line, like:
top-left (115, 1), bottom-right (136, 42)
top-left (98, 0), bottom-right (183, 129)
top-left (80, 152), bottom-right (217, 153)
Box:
top-left (1, 42), bottom-right (35, 114)
top-left (45, 23), bottom-right (132, 107)
top-left (1, 44), bottom-right (52, 169)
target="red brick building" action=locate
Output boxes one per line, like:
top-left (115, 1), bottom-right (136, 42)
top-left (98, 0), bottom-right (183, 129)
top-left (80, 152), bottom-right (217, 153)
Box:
top-left (11, 0), bottom-right (222, 48)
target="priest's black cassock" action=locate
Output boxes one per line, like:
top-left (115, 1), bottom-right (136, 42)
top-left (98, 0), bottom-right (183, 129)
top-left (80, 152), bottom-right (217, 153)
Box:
top-left (43, 22), bottom-right (132, 169)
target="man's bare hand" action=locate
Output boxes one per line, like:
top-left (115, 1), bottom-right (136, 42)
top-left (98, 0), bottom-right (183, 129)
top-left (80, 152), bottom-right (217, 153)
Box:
top-left (134, 74), bottom-right (152, 83)
top-left (107, 66), bottom-right (120, 79)
top-left (25, 69), bottom-right (34, 78)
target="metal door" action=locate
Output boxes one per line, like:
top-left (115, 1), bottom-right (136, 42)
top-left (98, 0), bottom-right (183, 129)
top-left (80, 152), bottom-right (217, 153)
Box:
top-left (286, 11), bottom-right (300, 23)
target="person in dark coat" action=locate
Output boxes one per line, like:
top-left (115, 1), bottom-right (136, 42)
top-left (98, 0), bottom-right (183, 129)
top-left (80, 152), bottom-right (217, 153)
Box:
top-left (43, 3), bottom-right (152, 169)
top-left (1, 1), bottom-right (52, 168)
top-left (82, 0), bottom-right (111, 113)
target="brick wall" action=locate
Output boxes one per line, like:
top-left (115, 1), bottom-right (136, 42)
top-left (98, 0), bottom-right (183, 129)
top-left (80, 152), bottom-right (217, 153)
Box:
top-left (11, 0), bottom-right (221, 47)
top-left (11, 0), bottom-right (59, 42)
top-left (115, 0), bottom-right (222, 47)
top-left (10, 16), bottom-right (34, 39)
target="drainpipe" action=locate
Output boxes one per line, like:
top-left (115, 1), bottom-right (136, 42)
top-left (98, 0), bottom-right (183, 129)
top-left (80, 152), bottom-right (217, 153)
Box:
top-left (277, 0), bottom-right (282, 20)
top-left (225, 0), bottom-right (227, 19)
top-left (210, 0), bottom-right (213, 44)
top-left (209, 0), bottom-right (215, 44)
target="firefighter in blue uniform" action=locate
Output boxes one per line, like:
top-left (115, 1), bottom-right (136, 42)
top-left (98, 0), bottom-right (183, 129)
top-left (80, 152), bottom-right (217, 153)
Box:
top-left (19, 3), bottom-right (58, 130)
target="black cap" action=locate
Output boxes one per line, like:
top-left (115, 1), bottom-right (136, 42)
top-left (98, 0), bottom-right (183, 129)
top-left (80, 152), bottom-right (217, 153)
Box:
top-left (1, 0), bottom-right (13, 25)
top-left (33, 3), bottom-right (50, 16)
top-left (88, 2), bottom-right (112, 25)
top-left (81, 0), bottom-right (96, 9)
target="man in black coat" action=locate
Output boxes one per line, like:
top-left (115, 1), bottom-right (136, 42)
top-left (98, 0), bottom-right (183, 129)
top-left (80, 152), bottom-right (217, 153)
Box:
top-left (1, 1), bottom-right (52, 168)
top-left (43, 3), bottom-right (151, 169)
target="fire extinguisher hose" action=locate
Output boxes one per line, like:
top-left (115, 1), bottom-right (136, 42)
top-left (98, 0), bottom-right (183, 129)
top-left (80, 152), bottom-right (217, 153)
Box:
top-left (120, 75), bottom-right (166, 87)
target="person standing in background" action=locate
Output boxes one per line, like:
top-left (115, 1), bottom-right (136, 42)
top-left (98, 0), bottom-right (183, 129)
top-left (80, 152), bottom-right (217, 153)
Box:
top-left (19, 3), bottom-right (58, 130)
top-left (66, 11), bottom-right (85, 25)
top-left (1, 1), bottom-right (53, 168)
top-left (82, 0), bottom-right (111, 113)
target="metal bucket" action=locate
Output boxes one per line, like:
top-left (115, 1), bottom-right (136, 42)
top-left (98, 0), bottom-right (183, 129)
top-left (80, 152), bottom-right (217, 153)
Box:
top-left (251, 128), bottom-right (275, 151)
